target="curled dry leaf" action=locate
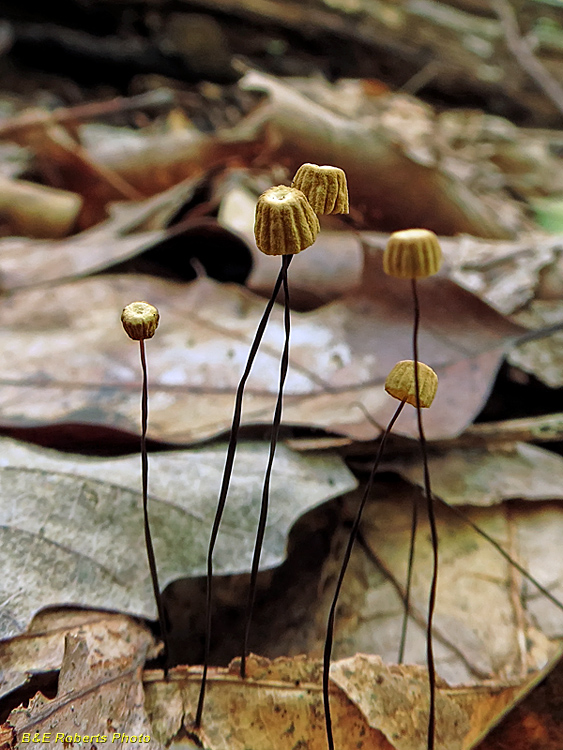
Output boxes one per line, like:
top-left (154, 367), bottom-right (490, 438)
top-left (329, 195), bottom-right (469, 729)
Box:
top-left (0, 609), bottom-right (120, 700)
top-left (0, 178), bottom-right (200, 292)
top-left (143, 653), bottom-right (548, 750)
top-left (0, 260), bottom-right (522, 443)
top-left (3, 614), bottom-right (159, 750)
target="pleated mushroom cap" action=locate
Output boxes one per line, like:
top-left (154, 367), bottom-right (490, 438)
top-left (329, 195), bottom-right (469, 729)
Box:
top-left (383, 228), bottom-right (443, 279)
top-left (292, 163), bottom-right (349, 215)
top-left (121, 301), bottom-right (160, 341)
top-left (254, 185), bottom-right (320, 256)
top-left (385, 360), bottom-right (438, 408)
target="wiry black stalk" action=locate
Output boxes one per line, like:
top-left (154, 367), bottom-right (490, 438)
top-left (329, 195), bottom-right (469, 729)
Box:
top-left (140, 339), bottom-right (169, 674)
top-left (241, 254), bottom-right (293, 678)
top-left (323, 400), bottom-right (406, 750)
top-left (411, 278), bottom-right (438, 750)
top-left (195, 259), bottom-right (288, 727)
top-left (398, 496), bottom-right (417, 664)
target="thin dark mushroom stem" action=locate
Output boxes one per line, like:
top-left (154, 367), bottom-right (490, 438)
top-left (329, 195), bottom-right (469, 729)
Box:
top-left (411, 278), bottom-right (438, 750)
top-left (241, 254), bottom-right (293, 679)
top-left (398, 496), bottom-right (417, 664)
top-left (353, 403), bottom-right (563, 655)
top-left (323, 400), bottom-right (406, 750)
top-left (195, 258), bottom-right (289, 727)
top-left (139, 339), bottom-right (169, 674)
top-left (349, 399), bottom-right (416, 665)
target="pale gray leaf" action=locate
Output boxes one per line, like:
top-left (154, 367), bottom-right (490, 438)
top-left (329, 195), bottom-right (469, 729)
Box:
top-left (0, 438), bottom-right (356, 638)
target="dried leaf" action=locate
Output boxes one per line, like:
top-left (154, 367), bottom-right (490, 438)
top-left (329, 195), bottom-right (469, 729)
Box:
top-left (3, 614), bottom-right (160, 750)
top-left (0, 609), bottom-right (120, 700)
top-left (0, 438), bottom-right (355, 638)
top-left (0, 264), bottom-right (522, 443)
top-left (239, 71), bottom-right (515, 239)
top-left (83, 120), bottom-right (263, 196)
top-left (315, 481), bottom-right (563, 687)
top-left (508, 300), bottom-right (563, 387)
top-left (143, 653), bottom-right (549, 750)
top-left (0, 178), bottom-right (199, 292)
top-left (387, 442), bottom-right (563, 507)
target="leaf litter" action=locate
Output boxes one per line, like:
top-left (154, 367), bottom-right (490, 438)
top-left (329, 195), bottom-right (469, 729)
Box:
top-left (0, 177), bottom-right (201, 292)
top-left (141, 652), bottom-right (550, 750)
top-left (2, 614), bottom-right (159, 750)
top-left (311, 478), bottom-right (563, 688)
top-left (3, 622), bottom-right (543, 750)
top-left (0, 261), bottom-right (522, 443)
top-left (0, 69), bottom-right (560, 747)
top-left (0, 436), bottom-right (355, 640)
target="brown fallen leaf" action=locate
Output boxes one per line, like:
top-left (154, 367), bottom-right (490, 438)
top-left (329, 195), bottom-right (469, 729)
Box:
top-left (312, 479), bottom-right (563, 687)
top-left (144, 652), bottom-right (551, 750)
top-left (0, 178), bottom-right (199, 292)
top-left (0, 609), bottom-right (121, 700)
top-left (2, 614), bottom-right (160, 750)
top-left (0, 257), bottom-right (522, 443)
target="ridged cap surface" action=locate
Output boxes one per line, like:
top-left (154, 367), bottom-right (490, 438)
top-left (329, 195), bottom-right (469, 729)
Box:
top-left (292, 163), bottom-right (349, 215)
top-left (385, 360), bottom-right (438, 408)
top-left (254, 185), bottom-right (320, 256)
top-left (383, 228), bottom-right (443, 279)
top-left (121, 301), bottom-right (160, 340)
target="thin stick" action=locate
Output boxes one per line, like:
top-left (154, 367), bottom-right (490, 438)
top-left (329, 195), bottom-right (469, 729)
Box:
top-left (139, 339), bottom-right (169, 673)
top-left (195, 260), bottom-right (287, 727)
top-left (323, 400), bottom-right (406, 750)
top-left (241, 254), bottom-right (293, 678)
top-left (491, 0), bottom-right (563, 118)
top-left (412, 278), bottom-right (438, 750)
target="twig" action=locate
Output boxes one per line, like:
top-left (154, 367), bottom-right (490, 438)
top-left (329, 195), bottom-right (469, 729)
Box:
top-left (0, 90), bottom-right (175, 140)
top-left (491, 0), bottom-right (563, 117)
